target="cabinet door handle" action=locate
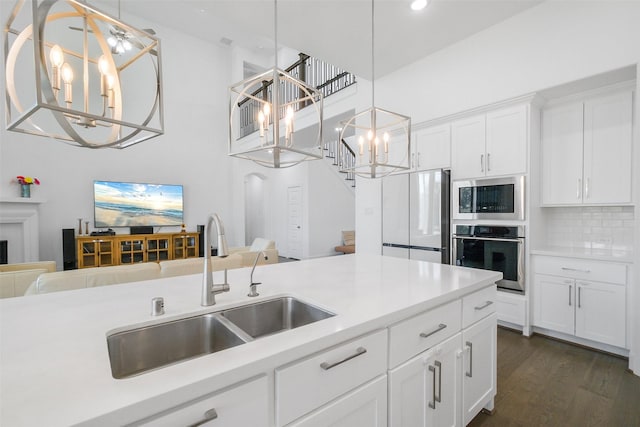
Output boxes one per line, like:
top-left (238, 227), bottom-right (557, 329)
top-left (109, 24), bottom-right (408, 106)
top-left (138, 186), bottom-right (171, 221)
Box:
top-left (569, 285), bottom-right (572, 306)
top-left (428, 363), bottom-right (437, 409)
top-left (474, 301), bottom-right (493, 311)
top-left (428, 360), bottom-right (442, 409)
top-left (435, 360), bottom-right (442, 404)
top-left (577, 178), bottom-right (582, 199)
top-left (320, 347), bottom-right (367, 370)
top-left (187, 408), bottom-right (218, 427)
top-left (561, 267), bottom-right (590, 273)
top-left (487, 153), bottom-right (491, 171)
top-left (578, 287), bottom-right (582, 309)
top-left (480, 154), bottom-right (484, 172)
top-left (420, 323), bottom-right (447, 338)
top-left (417, 152), bottom-right (421, 168)
top-left (411, 153), bottom-right (415, 168)
top-left (465, 341), bottom-right (473, 378)
top-left (585, 178), bottom-right (590, 198)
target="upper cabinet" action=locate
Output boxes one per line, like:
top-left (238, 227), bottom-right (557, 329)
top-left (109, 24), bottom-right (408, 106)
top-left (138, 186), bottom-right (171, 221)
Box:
top-left (541, 91), bottom-right (633, 206)
top-left (412, 124), bottom-right (451, 171)
top-left (451, 104), bottom-right (528, 180)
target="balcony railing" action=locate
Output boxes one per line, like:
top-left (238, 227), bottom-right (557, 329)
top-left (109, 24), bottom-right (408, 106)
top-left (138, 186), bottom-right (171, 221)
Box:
top-left (238, 53), bottom-right (356, 138)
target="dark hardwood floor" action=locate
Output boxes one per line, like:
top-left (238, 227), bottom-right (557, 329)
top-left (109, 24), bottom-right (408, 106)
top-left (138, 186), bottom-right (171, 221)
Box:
top-left (469, 327), bottom-right (640, 427)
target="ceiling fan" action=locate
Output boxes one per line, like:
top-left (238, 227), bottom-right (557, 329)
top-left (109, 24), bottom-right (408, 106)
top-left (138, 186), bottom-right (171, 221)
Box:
top-left (68, 0), bottom-right (156, 55)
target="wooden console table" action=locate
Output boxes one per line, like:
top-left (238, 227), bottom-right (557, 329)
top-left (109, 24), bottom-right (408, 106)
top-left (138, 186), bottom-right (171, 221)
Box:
top-left (76, 232), bottom-right (199, 269)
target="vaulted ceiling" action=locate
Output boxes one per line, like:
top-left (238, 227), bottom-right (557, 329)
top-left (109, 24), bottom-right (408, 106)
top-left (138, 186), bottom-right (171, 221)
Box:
top-left (102, 0), bottom-right (543, 79)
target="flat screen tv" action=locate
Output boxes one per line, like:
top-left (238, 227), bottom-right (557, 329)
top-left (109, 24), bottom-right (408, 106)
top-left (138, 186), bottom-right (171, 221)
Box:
top-left (94, 180), bottom-right (184, 228)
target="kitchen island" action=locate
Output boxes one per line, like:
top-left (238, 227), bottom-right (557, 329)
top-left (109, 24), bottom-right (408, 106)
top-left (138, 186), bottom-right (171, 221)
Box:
top-left (0, 254), bottom-right (501, 426)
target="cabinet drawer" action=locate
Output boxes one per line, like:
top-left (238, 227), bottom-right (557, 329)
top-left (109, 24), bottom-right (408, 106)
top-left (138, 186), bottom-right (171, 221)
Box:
top-left (288, 375), bottom-right (387, 427)
top-left (462, 286), bottom-right (497, 329)
top-left (276, 329), bottom-right (388, 426)
top-left (534, 256), bottom-right (627, 285)
top-left (388, 299), bottom-right (461, 368)
top-left (135, 375), bottom-right (268, 427)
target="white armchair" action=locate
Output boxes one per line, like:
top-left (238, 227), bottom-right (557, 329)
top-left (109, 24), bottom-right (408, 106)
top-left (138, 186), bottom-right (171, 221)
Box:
top-left (227, 238), bottom-right (279, 267)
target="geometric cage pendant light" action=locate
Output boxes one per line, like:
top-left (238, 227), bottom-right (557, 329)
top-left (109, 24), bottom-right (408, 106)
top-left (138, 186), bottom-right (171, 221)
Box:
top-left (339, 0), bottom-right (411, 178)
top-left (228, 0), bottom-right (324, 168)
top-left (4, 0), bottom-right (164, 149)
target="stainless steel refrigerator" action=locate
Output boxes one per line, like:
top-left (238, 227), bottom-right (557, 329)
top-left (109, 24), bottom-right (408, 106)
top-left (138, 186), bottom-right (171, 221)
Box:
top-left (382, 169), bottom-right (451, 264)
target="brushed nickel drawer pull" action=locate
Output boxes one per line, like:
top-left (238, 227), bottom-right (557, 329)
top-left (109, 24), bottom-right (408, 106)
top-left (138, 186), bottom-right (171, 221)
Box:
top-left (474, 301), bottom-right (493, 311)
top-left (561, 267), bottom-right (590, 273)
top-left (420, 323), bottom-right (447, 338)
top-left (320, 347), bottom-right (367, 370)
top-left (188, 408), bottom-right (218, 427)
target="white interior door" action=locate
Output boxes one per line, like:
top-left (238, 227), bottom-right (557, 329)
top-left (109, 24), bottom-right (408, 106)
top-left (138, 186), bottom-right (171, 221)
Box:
top-left (287, 186), bottom-right (303, 259)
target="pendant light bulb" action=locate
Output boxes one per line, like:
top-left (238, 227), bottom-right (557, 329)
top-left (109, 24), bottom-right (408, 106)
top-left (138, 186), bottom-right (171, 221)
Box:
top-left (61, 63), bottom-right (74, 83)
top-left (50, 44), bottom-right (64, 67)
top-left (98, 55), bottom-right (110, 75)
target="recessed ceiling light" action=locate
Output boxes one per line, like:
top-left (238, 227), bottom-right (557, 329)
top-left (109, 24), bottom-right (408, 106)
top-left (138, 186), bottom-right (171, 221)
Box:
top-left (410, 0), bottom-right (428, 11)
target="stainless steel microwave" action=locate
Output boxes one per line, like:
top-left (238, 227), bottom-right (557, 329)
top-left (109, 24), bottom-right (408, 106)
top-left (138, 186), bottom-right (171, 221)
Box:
top-left (452, 176), bottom-right (525, 220)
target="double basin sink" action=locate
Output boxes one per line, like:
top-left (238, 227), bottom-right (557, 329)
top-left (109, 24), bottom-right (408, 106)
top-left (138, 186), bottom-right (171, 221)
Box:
top-left (107, 297), bottom-right (335, 379)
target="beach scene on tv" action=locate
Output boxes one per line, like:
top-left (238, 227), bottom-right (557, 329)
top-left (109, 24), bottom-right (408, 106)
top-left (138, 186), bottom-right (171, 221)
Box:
top-left (94, 181), bottom-right (184, 228)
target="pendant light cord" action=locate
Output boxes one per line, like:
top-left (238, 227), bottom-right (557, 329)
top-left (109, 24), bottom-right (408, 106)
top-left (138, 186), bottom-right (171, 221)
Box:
top-left (274, 0), bottom-right (278, 70)
top-left (371, 0), bottom-right (375, 108)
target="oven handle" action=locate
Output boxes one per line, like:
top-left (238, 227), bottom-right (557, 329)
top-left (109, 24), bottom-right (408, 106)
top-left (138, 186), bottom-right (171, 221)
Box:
top-left (452, 235), bottom-right (524, 243)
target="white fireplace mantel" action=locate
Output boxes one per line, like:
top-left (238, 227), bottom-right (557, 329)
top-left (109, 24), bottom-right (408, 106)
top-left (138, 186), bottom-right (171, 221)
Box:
top-left (0, 197), bottom-right (46, 263)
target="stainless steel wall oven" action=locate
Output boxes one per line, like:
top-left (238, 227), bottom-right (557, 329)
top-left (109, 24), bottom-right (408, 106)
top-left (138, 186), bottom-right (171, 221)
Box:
top-left (452, 225), bottom-right (525, 294)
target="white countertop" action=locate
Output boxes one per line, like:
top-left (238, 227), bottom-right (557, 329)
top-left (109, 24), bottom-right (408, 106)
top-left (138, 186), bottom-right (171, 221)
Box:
top-left (0, 254), bottom-right (501, 426)
top-left (531, 246), bottom-right (634, 263)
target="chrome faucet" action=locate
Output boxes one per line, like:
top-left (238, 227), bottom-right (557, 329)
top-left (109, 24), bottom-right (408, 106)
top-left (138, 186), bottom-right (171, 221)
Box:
top-left (248, 251), bottom-right (268, 297)
top-left (202, 213), bottom-right (230, 306)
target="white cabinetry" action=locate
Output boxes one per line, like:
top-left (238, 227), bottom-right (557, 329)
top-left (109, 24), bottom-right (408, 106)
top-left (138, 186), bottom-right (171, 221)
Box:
top-left (388, 286), bottom-right (497, 426)
top-left (412, 124), bottom-right (451, 171)
top-left (135, 375), bottom-right (268, 427)
top-left (389, 333), bottom-right (462, 427)
top-left (533, 256), bottom-right (627, 348)
top-left (541, 91), bottom-right (633, 205)
top-left (462, 314), bottom-right (497, 425)
top-left (452, 105), bottom-right (527, 180)
top-left (290, 376), bottom-right (387, 427)
top-left (276, 329), bottom-right (388, 426)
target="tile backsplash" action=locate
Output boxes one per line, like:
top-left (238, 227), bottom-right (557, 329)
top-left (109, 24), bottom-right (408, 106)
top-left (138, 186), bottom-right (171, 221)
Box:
top-left (544, 206), bottom-right (634, 251)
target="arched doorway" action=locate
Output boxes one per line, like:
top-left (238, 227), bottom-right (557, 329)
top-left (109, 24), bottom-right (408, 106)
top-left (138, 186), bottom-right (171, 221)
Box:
top-left (244, 173), bottom-right (267, 246)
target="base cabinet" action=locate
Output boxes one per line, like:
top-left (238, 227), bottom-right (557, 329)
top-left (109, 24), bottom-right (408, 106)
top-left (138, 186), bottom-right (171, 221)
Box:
top-left (534, 273), bottom-right (626, 348)
top-left (389, 333), bottom-right (462, 427)
top-left (289, 376), bottom-right (387, 427)
top-left (532, 255), bottom-right (628, 349)
top-left (134, 375), bottom-right (268, 426)
top-left (462, 314), bottom-right (497, 426)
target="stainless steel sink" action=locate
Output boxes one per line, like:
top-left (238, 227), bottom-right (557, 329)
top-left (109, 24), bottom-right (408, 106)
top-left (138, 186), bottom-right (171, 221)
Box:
top-left (220, 296), bottom-right (335, 339)
top-left (107, 297), bottom-right (335, 379)
top-left (107, 314), bottom-right (247, 379)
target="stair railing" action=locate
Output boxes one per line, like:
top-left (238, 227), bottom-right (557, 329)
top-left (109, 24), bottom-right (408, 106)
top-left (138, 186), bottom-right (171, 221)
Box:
top-left (237, 54), bottom-right (356, 138)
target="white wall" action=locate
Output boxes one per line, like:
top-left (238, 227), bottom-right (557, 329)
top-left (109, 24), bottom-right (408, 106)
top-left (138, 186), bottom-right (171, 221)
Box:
top-left (0, 5), bottom-right (233, 267)
top-left (377, 1), bottom-right (640, 124)
top-left (359, 0), bottom-right (640, 374)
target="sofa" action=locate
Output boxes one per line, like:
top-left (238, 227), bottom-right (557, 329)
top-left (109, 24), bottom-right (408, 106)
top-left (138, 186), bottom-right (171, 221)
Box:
top-left (24, 240), bottom-right (279, 296)
top-left (0, 261), bottom-right (57, 299)
top-left (227, 238), bottom-right (279, 266)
